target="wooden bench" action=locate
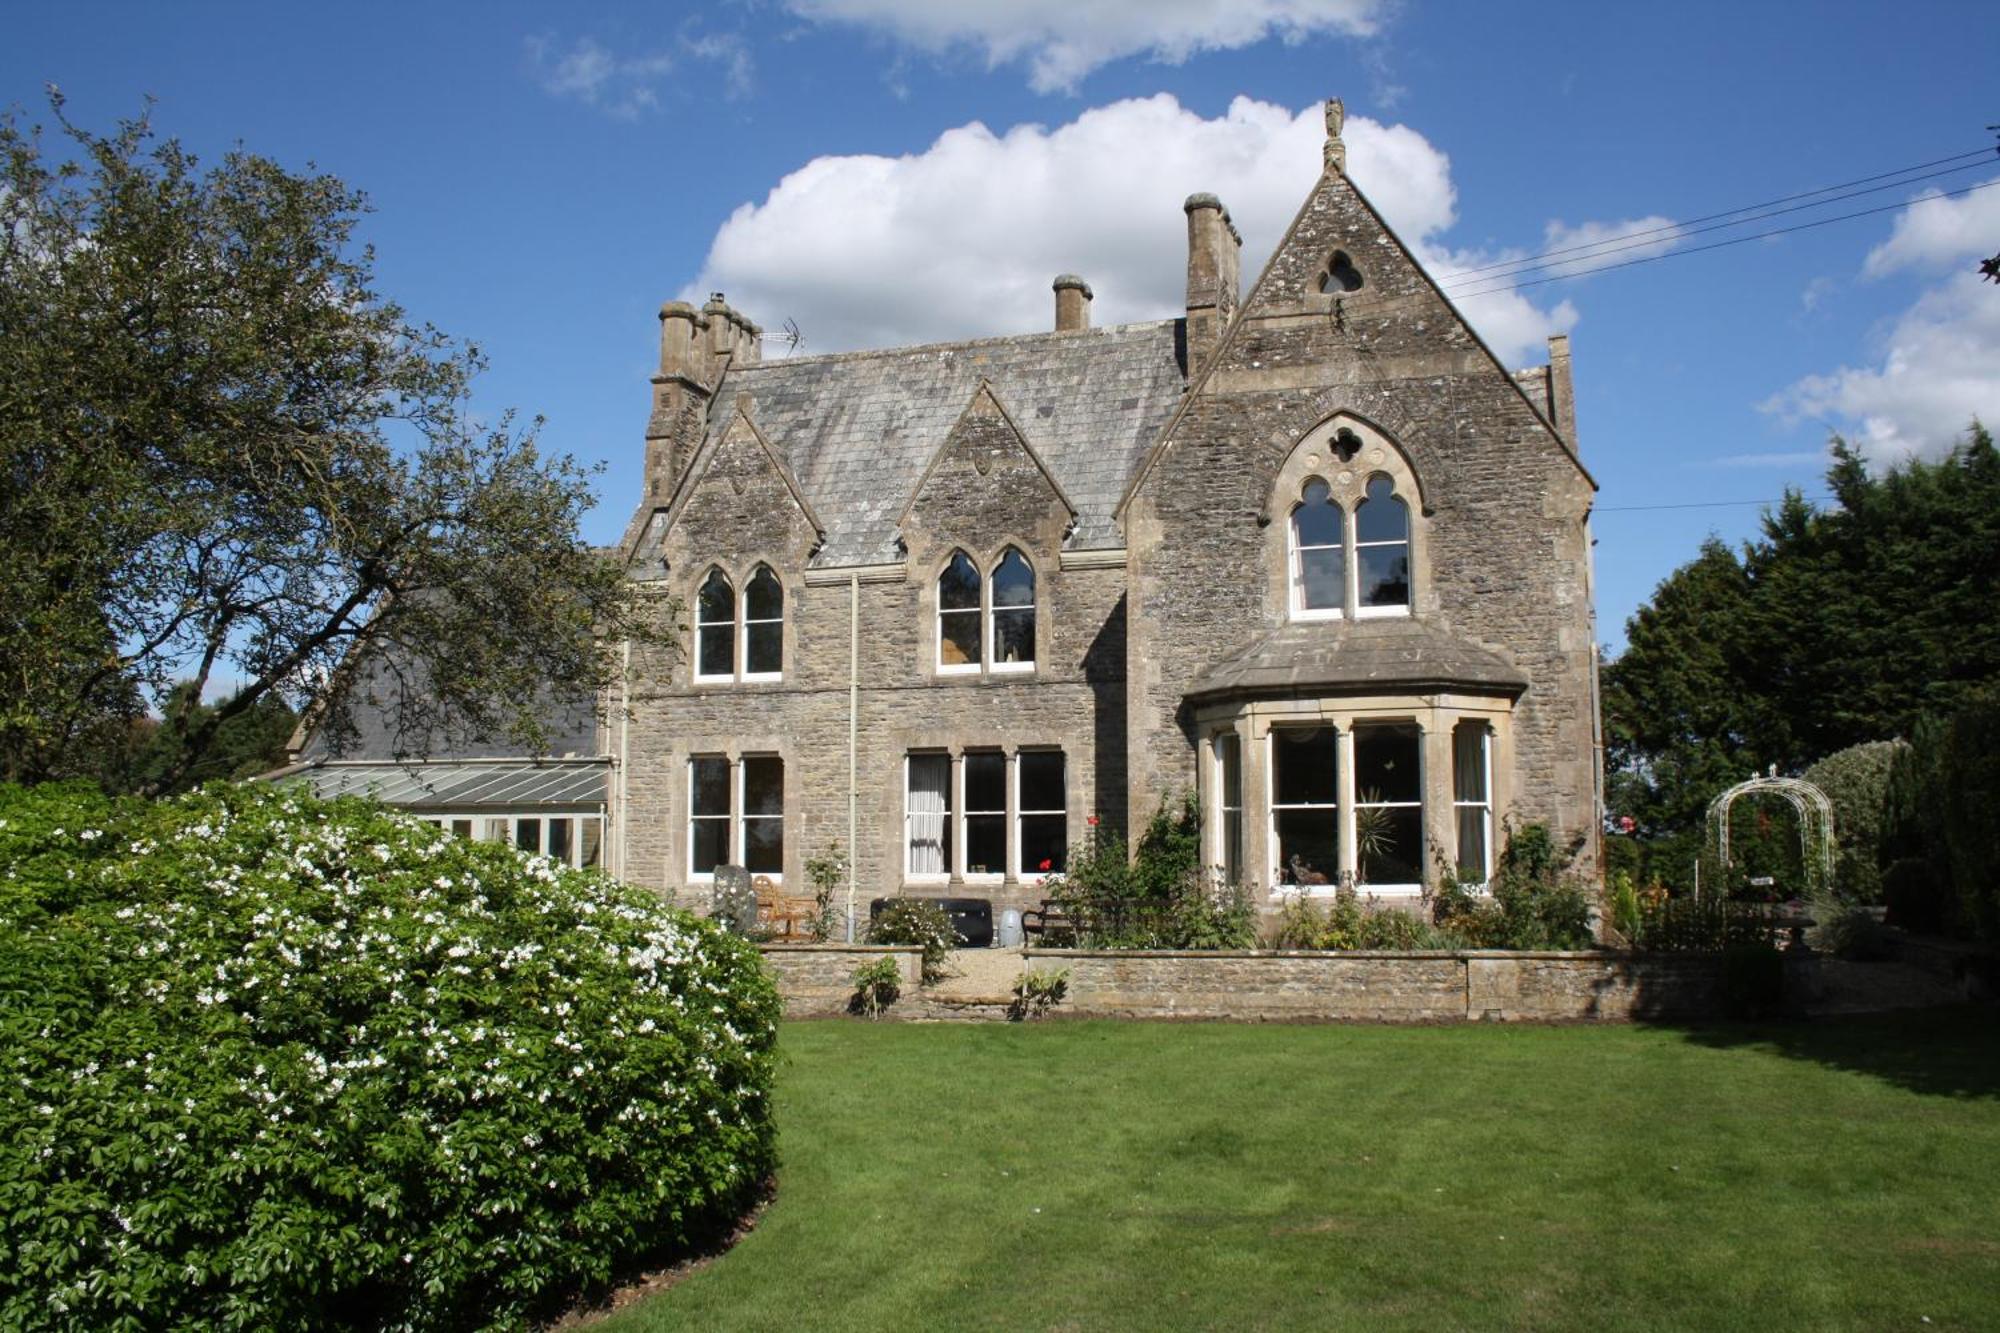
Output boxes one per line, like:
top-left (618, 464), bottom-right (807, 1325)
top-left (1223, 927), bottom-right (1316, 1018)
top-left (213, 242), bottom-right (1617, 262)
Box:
top-left (755, 881), bottom-right (824, 940)
top-left (1019, 899), bottom-right (1078, 947)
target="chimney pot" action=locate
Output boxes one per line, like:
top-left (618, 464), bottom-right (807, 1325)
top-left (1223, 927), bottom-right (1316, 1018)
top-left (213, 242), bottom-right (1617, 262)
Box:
top-left (1053, 274), bottom-right (1093, 332)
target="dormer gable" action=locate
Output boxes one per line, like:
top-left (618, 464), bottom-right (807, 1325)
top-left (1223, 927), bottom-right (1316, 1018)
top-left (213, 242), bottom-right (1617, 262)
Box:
top-left (897, 381), bottom-right (1076, 567)
top-left (651, 404), bottom-right (824, 575)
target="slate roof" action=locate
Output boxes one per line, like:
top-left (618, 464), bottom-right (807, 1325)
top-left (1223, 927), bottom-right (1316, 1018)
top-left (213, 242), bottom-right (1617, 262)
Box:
top-left (698, 319), bottom-right (1188, 566)
top-left (1185, 618), bottom-right (1530, 704)
top-left (297, 645), bottom-right (602, 763)
top-left (290, 759), bottom-right (610, 808)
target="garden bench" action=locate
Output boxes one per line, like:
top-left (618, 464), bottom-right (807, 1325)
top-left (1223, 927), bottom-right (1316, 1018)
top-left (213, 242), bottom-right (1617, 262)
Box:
top-left (1020, 899), bottom-right (1077, 947)
top-left (757, 891), bottom-right (822, 940)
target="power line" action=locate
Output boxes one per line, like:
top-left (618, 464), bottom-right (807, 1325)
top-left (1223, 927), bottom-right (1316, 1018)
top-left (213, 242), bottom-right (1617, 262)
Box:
top-left (1448, 177), bottom-right (2000, 301)
top-left (1435, 152), bottom-right (1997, 291)
top-left (1433, 145), bottom-right (1997, 286)
top-left (1596, 496), bottom-right (1835, 513)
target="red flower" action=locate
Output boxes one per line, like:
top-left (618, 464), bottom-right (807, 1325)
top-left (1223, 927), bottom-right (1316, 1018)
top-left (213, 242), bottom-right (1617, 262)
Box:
top-left (1039, 858), bottom-right (1052, 872)
top-left (1087, 815), bottom-right (1099, 826)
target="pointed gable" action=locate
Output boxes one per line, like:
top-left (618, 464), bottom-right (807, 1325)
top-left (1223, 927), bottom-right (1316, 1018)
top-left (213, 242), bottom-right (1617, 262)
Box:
top-left (1120, 120), bottom-right (1590, 522)
top-left (654, 405), bottom-right (824, 573)
top-left (898, 381), bottom-right (1076, 566)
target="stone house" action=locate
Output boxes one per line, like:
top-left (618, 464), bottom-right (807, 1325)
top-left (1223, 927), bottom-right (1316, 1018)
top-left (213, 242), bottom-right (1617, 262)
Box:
top-left (293, 100), bottom-right (1602, 922)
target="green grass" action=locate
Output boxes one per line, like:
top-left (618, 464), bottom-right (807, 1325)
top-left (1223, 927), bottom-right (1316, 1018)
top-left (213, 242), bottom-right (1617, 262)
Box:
top-left (603, 1011), bottom-right (2000, 1332)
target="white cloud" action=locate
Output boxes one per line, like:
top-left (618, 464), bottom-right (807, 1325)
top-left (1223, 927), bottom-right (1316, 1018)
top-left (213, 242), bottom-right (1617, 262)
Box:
top-left (688, 94), bottom-right (1593, 365)
top-left (1763, 177), bottom-right (2000, 465)
top-left (525, 31), bottom-right (753, 118)
top-left (1862, 176), bottom-right (2000, 278)
top-left (1763, 272), bottom-right (2000, 464)
top-left (787, 0), bottom-right (1388, 93)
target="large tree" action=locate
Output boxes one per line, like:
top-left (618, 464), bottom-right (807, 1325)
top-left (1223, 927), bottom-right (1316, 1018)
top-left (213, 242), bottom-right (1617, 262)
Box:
top-left (1604, 425), bottom-right (2000, 875)
top-left (0, 95), bottom-right (666, 788)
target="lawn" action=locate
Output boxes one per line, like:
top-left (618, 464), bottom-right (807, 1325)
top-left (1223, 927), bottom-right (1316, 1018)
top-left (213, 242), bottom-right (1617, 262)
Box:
top-left (601, 1010), bottom-right (2000, 1331)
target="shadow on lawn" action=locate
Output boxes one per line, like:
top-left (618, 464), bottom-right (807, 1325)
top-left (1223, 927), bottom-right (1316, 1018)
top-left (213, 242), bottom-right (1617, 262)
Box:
top-left (1652, 1006), bottom-right (2000, 1101)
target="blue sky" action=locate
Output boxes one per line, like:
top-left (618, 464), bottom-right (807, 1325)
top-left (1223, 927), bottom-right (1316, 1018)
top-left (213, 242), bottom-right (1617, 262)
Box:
top-left (8, 1), bottom-right (1998, 653)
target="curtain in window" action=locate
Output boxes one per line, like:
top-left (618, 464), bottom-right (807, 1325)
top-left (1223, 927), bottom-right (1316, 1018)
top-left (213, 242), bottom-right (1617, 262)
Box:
top-left (907, 754), bottom-right (950, 875)
top-left (1453, 721), bottom-right (1491, 882)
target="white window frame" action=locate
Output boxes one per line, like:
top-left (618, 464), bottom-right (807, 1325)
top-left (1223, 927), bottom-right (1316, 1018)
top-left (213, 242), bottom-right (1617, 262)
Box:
top-left (687, 755), bottom-right (733, 882)
top-left (961, 750), bottom-right (1008, 881)
top-left (1014, 749), bottom-right (1066, 878)
top-left (904, 752), bottom-right (953, 881)
top-left (740, 564), bottom-right (785, 683)
top-left (1267, 725), bottom-right (1342, 895)
top-left (936, 551), bottom-right (984, 676)
top-left (423, 812), bottom-right (606, 869)
top-left (737, 753), bottom-right (785, 883)
top-left (1288, 484), bottom-right (1346, 622)
top-left (1353, 476), bottom-right (1412, 621)
top-left (989, 547), bottom-right (1037, 674)
top-left (693, 570), bottom-right (737, 683)
top-left (1452, 721), bottom-right (1494, 886)
top-left (1211, 731), bottom-right (1243, 886)
top-left (1351, 722), bottom-right (1425, 893)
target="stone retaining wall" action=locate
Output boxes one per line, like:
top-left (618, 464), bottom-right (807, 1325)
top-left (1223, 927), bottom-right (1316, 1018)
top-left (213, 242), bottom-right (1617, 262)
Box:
top-left (758, 944), bottom-right (923, 1018)
top-left (1019, 949), bottom-right (1725, 1022)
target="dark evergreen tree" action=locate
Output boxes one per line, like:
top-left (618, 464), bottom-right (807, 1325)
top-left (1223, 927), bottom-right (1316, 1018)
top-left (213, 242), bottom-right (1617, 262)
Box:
top-left (1605, 424), bottom-right (2000, 884)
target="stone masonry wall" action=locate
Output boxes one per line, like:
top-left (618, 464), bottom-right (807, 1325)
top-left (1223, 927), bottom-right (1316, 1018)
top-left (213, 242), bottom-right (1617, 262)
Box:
top-left (758, 944), bottom-right (922, 1018)
top-left (624, 386), bottom-right (1128, 920)
top-left (1123, 165), bottom-right (1599, 873)
top-left (1019, 950), bottom-right (1723, 1022)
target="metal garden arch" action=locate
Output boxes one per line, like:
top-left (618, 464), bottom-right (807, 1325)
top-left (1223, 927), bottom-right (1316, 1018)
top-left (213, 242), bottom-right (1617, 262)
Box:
top-left (1705, 766), bottom-right (1836, 898)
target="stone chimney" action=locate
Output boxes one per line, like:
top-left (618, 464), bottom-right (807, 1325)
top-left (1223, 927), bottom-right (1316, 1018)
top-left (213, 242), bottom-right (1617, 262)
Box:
top-left (1053, 274), bottom-right (1093, 332)
top-left (642, 294), bottom-right (762, 504)
top-left (1547, 333), bottom-right (1576, 447)
top-left (1184, 193), bottom-right (1241, 375)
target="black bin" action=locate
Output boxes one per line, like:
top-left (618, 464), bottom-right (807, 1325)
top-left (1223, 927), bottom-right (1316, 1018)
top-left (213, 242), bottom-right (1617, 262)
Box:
top-left (869, 896), bottom-right (994, 949)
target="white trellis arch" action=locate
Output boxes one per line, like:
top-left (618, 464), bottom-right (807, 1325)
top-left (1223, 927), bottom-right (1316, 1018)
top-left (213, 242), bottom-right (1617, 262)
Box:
top-left (1705, 767), bottom-right (1836, 897)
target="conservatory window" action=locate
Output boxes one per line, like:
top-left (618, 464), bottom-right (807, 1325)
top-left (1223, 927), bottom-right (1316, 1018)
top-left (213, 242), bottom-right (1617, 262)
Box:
top-left (695, 570), bottom-right (735, 680)
top-left (1271, 726), bottom-right (1340, 887)
top-left (1354, 723), bottom-right (1424, 887)
top-left (906, 753), bottom-right (952, 877)
top-left (1289, 480), bottom-right (1346, 617)
top-left (429, 813), bottom-right (604, 869)
top-left (991, 547), bottom-right (1036, 671)
top-left (1452, 721), bottom-right (1492, 884)
top-left (937, 552), bottom-right (983, 672)
top-left (1354, 476), bottom-right (1411, 616)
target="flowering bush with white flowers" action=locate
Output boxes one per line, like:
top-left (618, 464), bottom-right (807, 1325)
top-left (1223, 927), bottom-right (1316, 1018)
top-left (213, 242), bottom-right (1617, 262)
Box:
top-left (0, 782), bottom-right (779, 1332)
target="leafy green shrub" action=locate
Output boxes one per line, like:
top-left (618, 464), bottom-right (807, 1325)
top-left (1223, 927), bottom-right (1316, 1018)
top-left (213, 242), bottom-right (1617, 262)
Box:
top-left (1487, 823), bottom-right (1596, 948)
top-left (1008, 968), bottom-right (1069, 1021)
top-left (1270, 887), bottom-right (1456, 951)
top-left (1720, 941), bottom-right (1786, 1018)
top-left (1802, 740), bottom-right (1904, 905)
top-left (1045, 796), bottom-right (1258, 950)
top-left (1882, 856), bottom-right (1949, 934)
top-left (1808, 900), bottom-right (1896, 961)
top-left (867, 897), bottom-right (959, 983)
top-left (803, 840), bottom-right (848, 942)
top-left (849, 957), bottom-right (901, 1018)
top-left (0, 781), bottom-right (779, 1332)
top-left (1606, 870), bottom-right (1644, 943)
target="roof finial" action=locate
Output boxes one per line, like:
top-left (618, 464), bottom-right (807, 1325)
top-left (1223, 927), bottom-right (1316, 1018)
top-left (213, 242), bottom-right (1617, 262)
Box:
top-left (1323, 97), bottom-right (1346, 175)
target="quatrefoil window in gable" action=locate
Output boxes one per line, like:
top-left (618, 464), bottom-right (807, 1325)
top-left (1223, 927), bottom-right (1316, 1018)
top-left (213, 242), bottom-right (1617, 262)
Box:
top-left (1318, 249), bottom-right (1364, 295)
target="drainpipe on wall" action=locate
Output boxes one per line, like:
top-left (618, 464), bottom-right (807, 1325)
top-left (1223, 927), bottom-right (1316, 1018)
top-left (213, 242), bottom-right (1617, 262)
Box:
top-left (847, 572), bottom-right (859, 942)
top-left (617, 637), bottom-right (631, 880)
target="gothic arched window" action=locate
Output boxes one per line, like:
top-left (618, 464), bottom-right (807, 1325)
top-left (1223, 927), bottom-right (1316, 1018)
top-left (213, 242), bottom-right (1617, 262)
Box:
top-left (1354, 475), bottom-right (1410, 615)
top-left (1290, 480), bottom-right (1346, 616)
top-left (743, 564), bottom-right (783, 678)
top-left (695, 569), bottom-right (735, 680)
top-left (991, 547), bottom-right (1036, 670)
top-left (938, 551), bottom-right (983, 671)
